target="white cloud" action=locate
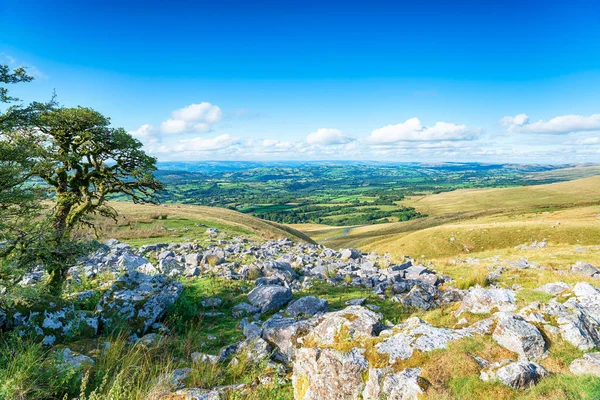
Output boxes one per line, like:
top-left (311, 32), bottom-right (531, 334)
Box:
top-left (500, 113), bottom-right (529, 127)
top-left (502, 113), bottom-right (600, 134)
top-left (369, 118), bottom-right (476, 143)
top-left (173, 134), bottom-right (238, 152)
top-left (159, 102), bottom-right (222, 134)
top-left (306, 128), bottom-right (354, 145)
top-left (130, 124), bottom-right (155, 139)
top-left (576, 137), bottom-right (600, 145)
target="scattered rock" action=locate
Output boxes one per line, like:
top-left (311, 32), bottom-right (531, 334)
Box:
top-left (570, 352), bottom-right (600, 376)
top-left (456, 287), bottom-right (516, 315)
top-left (96, 270), bottom-right (182, 335)
top-left (481, 360), bottom-right (549, 388)
top-left (247, 285), bottom-right (293, 313)
top-left (286, 296), bottom-right (328, 317)
top-left (571, 261), bottom-right (599, 277)
top-left (492, 312), bottom-right (546, 360)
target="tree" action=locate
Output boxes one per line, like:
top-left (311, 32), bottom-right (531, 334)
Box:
top-left (0, 65), bottom-right (50, 266)
top-left (22, 106), bottom-right (163, 291)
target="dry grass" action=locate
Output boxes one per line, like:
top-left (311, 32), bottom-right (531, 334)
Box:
top-left (402, 176), bottom-right (600, 216)
top-left (83, 201), bottom-right (315, 246)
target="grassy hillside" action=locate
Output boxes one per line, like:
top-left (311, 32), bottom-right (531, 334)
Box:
top-left (527, 164), bottom-right (600, 181)
top-left (297, 176), bottom-right (600, 265)
top-left (93, 201), bottom-right (316, 246)
top-left (402, 175), bottom-right (600, 216)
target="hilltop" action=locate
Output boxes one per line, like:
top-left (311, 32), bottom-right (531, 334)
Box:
top-left (94, 201), bottom-right (315, 246)
top-left (300, 176), bottom-right (600, 257)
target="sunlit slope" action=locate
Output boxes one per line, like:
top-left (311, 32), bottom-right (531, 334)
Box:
top-left (360, 205), bottom-right (600, 259)
top-left (404, 175), bottom-right (600, 216)
top-left (97, 201), bottom-right (316, 245)
top-left (305, 176), bottom-right (600, 259)
top-left (527, 165), bottom-right (600, 181)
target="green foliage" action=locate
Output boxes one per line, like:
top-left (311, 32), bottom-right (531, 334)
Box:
top-left (0, 333), bottom-right (81, 399)
top-left (2, 105), bottom-right (163, 293)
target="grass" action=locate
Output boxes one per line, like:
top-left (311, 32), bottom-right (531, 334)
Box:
top-left (401, 176), bottom-right (600, 216)
top-left (85, 201), bottom-right (315, 246)
top-left (0, 275), bottom-right (295, 400)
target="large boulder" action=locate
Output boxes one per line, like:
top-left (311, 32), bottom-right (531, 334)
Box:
top-left (340, 248), bottom-right (361, 261)
top-left (543, 300), bottom-right (600, 350)
top-left (480, 360), bottom-right (549, 388)
top-left (492, 312), bottom-right (546, 360)
top-left (363, 367), bottom-right (425, 400)
top-left (293, 347), bottom-right (425, 400)
top-left (118, 252), bottom-right (152, 271)
top-left (376, 317), bottom-right (473, 362)
top-left (262, 261), bottom-right (298, 281)
top-left (302, 306), bottom-right (381, 345)
top-left (96, 271), bottom-right (182, 335)
top-left (247, 285), bottom-right (293, 313)
top-left (456, 287), bottom-right (516, 315)
top-left (185, 253), bottom-right (204, 267)
top-left (293, 347), bottom-right (368, 400)
top-left (56, 348), bottom-right (95, 372)
top-left (570, 352), bottom-right (600, 376)
top-left (286, 296), bottom-right (329, 317)
top-left (571, 261), bottom-right (599, 277)
top-left (262, 316), bottom-right (319, 363)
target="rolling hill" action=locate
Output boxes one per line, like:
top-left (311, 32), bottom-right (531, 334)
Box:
top-left (296, 175), bottom-right (600, 260)
top-left (94, 201), bottom-right (316, 246)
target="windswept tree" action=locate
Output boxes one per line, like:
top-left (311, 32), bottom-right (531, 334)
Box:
top-left (0, 65), bottom-right (50, 262)
top-left (22, 106), bottom-right (163, 291)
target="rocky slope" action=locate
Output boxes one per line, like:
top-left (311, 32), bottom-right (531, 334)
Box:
top-left (4, 229), bottom-right (600, 399)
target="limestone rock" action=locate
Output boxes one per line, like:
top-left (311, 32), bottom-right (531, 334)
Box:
top-left (571, 261), bottom-right (599, 277)
top-left (56, 348), bottom-right (95, 371)
top-left (456, 287), bottom-right (516, 315)
top-left (481, 360), bottom-right (549, 388)
top-left (376, 317), bottom-right (473, 362)
top-left (96, 271), bottom-right (182, 335)
top-left (286, 296), bottom-right (328, 317)
top-left (363, 367), bottom-right (425, 400)
top-left (570, 352), bottom-right (600, 376)
top-left (247, 285), bottom-right (292, 313)
top-left (262, 316), bottom-right (318, 363)
top-left (492, 312), bottom-right (546, 360)
top-left (303, 306), bottom-right (381, 345)
top-left (293, 347), bottom-right (368, 400)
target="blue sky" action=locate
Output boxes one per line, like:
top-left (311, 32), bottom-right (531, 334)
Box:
top-left (1, 0), bottom-right (600, 162)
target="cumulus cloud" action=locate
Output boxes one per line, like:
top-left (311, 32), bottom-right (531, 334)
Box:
top-left (502, 113), bottom-right (600, 134)
top-left (576, 137), bottom-right (600, 145)
top-left (306, 128), bottom-right (354, 145)
top-left (500, 113), bottom-right (529, 127)
top-left (368, 118), bottom-right (476, 143)
top-left (172, 134), bottom-right (238, 152)
top-left (159, 102), bottom-right (222, 134)
top-left (130, 124), bottom-right (156, 140)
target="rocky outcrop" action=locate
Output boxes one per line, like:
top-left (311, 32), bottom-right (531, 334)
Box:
top-left (456, 287), bottom-right (516, 315)
top-left (96, 270), bottom-right (182, 336)
top-left (302, 306), bottom-right (381, 345)
top-left (376, 317), bottom-right (474, 362)
top-left (293, 347), bottom-right (368, 400)
top-left (492, 312), bottom-right (546, 360)
top-left (480, 360), bottom-right (549, 388)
